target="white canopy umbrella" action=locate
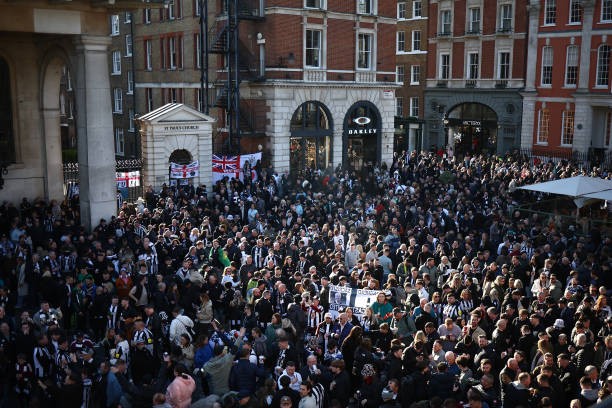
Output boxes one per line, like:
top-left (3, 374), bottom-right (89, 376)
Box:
top-left (519, 175), bottom-right (612, 210)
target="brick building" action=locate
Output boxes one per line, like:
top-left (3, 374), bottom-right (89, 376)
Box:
top-left (109, 11), bottom-right (137, 158)
top-left (424, 0), bottom-right (527, 155)
top-left (521, 0), bottom-right (612, 157)
top-left (395, 0), bottom-right (428, 153)
top-left (131, 0), bottom-right (399, 177)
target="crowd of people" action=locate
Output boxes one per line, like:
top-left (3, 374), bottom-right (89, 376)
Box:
top-left (0, 150), bottom-right (610, 408)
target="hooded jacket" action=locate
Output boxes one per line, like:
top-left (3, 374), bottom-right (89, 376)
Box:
top-left (165, 374), bottom-right (196, 408)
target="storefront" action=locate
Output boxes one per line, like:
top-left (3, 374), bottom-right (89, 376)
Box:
top-left (343, 101), bottom-right (382, 170)
top-left (446, 103), bottom-right (498, 156)
top-left (424, 88), bottom-right (522, 155)
top-left (289, 101), bottom-right (333, 176)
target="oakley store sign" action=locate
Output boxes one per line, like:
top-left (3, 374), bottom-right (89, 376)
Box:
top-left (343, 101), bottom-right (382, 170)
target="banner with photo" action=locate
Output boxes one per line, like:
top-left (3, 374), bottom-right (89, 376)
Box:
top-left (328, 284), bottom-right (379, 318)
top-left (212, 152), bottom-right (262, 183)
top-left (170, 161), bottom-right (199, 179)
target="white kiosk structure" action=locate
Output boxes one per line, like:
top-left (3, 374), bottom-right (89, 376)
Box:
top-left (137, 103), bottom-right (215, 190)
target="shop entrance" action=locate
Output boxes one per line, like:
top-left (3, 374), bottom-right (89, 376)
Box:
top-left (446, 103), bottom-right (497, 156)
top-left (343, 101), bottom-right (381, 171)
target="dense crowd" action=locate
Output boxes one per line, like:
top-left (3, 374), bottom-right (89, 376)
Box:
top-left (0, 150), bottom-right (611, 408)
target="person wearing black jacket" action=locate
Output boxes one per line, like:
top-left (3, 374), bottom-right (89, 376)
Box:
top-left (271, 375), bottom-right (300, 408)
top-left (429, 362), bottom-right (457, 401)
top-left (329, 359), bottom-right (351, 407)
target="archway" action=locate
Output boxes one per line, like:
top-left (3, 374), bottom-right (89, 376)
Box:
top-left (169, 149), bottom-right (193, 165)
top-left (446, 103), bottom-right (497, 156)
top-left (343, 101), bottom-right (381, 171)
top-left (41, 53), bottom-right (72, 201)
top-left (289, 101), bottom-right (333, 176)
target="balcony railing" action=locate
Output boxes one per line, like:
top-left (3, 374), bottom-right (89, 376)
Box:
top-left (495, 80), bottom-right (508, 88)
top-left (465, 29), bottom-right (481, 36)
top-left (465, 80), bottom-right (477, 88)
top-left (437, 31), bottom-right (452, 37)
top-left (436, 81), bottom-right (448, 88)
top-left (356, 71), bottom-right (376, 83)
top-left (497, 26), bottom-right (513, 33)
top-left (304, 69), bottom-right (327, 82)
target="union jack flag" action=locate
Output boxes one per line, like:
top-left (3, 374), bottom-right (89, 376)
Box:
top-left (212, 155), bottom-right (239, 172)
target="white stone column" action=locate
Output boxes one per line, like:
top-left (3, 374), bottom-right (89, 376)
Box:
top-left (520, 94), bottom-right (536, 149)
top-left (578, 0), bottom-right (595, 91)
top-left (573, 97), bottom-right (593, 153)
top-left (73, 35), bottom-right (117, 230)
top-left (525, 0), bottom-right (541, 91)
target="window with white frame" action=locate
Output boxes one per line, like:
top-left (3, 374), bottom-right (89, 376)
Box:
top-left (468, 8), bottom-right (481, 33)
top-left (145, 39), bottom-right (152, 70)
top-left (127, 71), bottom-right (134, 94)
top-left (195, 34), bottom-right (201, 68)
top-left (115, 128), bottom-right (125, 155)
top-left (562, 110), bottom-right (575, 145)
top-left (305, 29), bottom-right (322, 67)
top-left (169, 37), bottom-right (177, 69)
top-left (603, 0), bottom-right (612, 21)
top-left (565, 45), bottom-right (579, 86)
top-left (413, 0), bottom-right (422, 18)
top-left (569, 0), bottom-right (583, 23)
top-left (112, 50), bottom-right (121, 74)
top-left (499, 4), bottom-right (513, 31)
top-left (357, 33), bottom-right (373, 69)
top-left (396, 97), bottom-right (404, 116)
top-left (195, 0), bottom-right (201, 16)
top-left (467, 52), bottom-right (479, 79)
top-left (396, 65), bottom-right (405, 83)
top-left (168, 0), bottom-right (176, 19)
top-left (196, 89), bottom-right (203, 112)
top-left (440, 10), bottom-right (452, 34)
top-left (111, 14), bottom-right (120, 35)
top-left (544, 0), bottom-right (556, 25)
top-left (113, 88), bottom-right (123, 113)
top-left (357, 0), bottom-right (375, 15)
top-left (412, 31), bottom-right (421, 51)
top-left (125, 12), bottom-right (132, 23)
top-left (498, 52), bottom-right (510, 79)
top-left (129, 109), bottom-right (135, 132)
top-left (410, 97), bottom-right (419, 117)
top-left (144, 8), bottom-right (151, 24)
top-left (398, 2), bottom-right (406, 19)
top-left (537, 108), bottom-right (550, 144)
top-left (397, 31), bottom-right (406, 53)
top-left (596, 45), bottom-right (611, 87)
top-left (541, 46), bottom-right (553, 85)
top-left (411, 65), bottom-right (420, 84)
top-left (440, 53), bottom-right (450, 79)
top-left (306, 0), bottom-right (325, 8)
top-left (146, 88), bottom-right (153, 112)
top-left (125, 35), bottom-right (132, 57)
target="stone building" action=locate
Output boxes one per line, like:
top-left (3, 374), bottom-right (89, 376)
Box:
top-left (131, 0), bottom-right (399, 179)
top-left (520, 0), bottom-right (612, 157)
top-left (0, 0), bottom-right (154, 229)
top-left (424, 0), bottom-right (527, 155)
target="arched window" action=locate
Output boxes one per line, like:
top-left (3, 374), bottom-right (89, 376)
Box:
top-left (0, 58), bottom-right (15, 163)
top-left (169, 149), bottom-right (192, 165)
top-left (290, 101), bottom-right (333, 175)
top-left (596, 44), bottom-right (611, 87)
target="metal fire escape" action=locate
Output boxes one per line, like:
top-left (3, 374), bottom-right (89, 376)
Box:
top-left (208, 0), bottom-right (265, 154)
